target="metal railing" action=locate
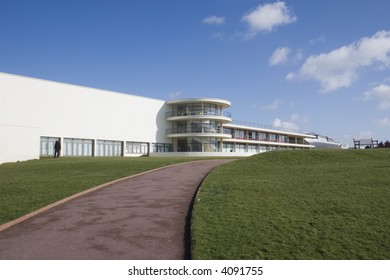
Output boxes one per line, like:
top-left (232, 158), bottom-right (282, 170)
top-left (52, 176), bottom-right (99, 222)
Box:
top-left (166, 127), bottom-right (226, 135)
top-left (230, 120), bottom-right (305, 134)
top-left (166, 110), bottom-right (231, 118)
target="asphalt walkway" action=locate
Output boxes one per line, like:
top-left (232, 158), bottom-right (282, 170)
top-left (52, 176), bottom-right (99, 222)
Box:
top-left (0, 159), bottom-right (233, 260)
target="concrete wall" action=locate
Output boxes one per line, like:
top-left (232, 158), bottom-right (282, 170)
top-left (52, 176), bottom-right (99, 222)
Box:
top-left (0, 124), bottom-right (41, 164)
top-left (0, 72), bottom-right (170, 164)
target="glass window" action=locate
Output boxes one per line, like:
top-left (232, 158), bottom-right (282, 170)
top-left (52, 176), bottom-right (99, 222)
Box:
top-left (190, 138), bottom-right (202, 152)
top-left (175, 120), bottom-right (220, 134)
top-left (153, 143), bottom-right (172, 152)
top-left (176, 105), bottom-right (187, 116)
top-left (84, 142), bottom-right (92, 155)
top-left (223, 143), bottom-right (234, 152)
top-left (203, 137), bottom-right (218, 152)
top-left (279, 135), bottom-right (287, 143)
top-left (269, 134), bottom-right (277, 142)
top-left (125, 142), bottom-right (150, 155)
top-left (190, 121), bottom-right (202, 133)
top-left (175, 103), bottom-right (202, 116)
top-left (235, 130), bottom-right (245, 139)
top-left (96, 140), bottom-right (122, 157)
top-left (249, 131), bottom-right (257, 140)
top-left (236, 144), bottom-right (246, 152)
top-left (203, 120), bottom-right (218, 133)
top-left (248, 145), bottom-right (258, 152)
top-left (177, 138), bottom-right (204, 152)
top-left (203, 103), bottom-right (218, 115)
top-left (64, 140), bottom-right (72, 156)
top-left (289, 137), bottom-right (297, 144)
top-left (259, 145), bottom-right (267, 152)
top-left (141, 143), bottom-right (148, 154)
top-left (40, 137), bottom-right (58, 157)
top-left (177, 138), bottom-right (186, 152)
top-left (63, 138), bottom-right (93, 156)
top-left (187, 104), bottom-right (202, 115)
top-left (177, 121), bottom-right (186, 133)
top-left (259, 133), bottom-right (267, 141)
top-left (223, 128), bottom-right (233, 136)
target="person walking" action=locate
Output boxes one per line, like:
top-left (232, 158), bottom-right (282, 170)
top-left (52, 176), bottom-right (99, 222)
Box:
top-left (54, 138), bottom-right (61, 158)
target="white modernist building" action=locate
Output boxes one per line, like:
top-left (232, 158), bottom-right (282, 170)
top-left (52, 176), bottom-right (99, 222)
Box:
top-left (0, 72), bottom-right (314, 164)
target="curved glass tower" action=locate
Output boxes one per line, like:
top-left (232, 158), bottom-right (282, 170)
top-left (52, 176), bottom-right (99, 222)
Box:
top-left (166, 98), bottom-right (232, 152)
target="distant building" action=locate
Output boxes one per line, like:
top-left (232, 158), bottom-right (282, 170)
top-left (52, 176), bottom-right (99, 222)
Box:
top-left (0, 72), bottom-right (314, 164)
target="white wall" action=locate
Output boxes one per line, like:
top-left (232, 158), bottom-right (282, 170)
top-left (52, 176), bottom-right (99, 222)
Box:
top-left (0, 72), bottom-right (170, 163)
top-left (0, 124), bottom-right (41, 163)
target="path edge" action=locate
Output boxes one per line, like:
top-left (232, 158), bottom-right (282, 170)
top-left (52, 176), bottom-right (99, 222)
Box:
top-left (0, 160), bottom-right (208, 233)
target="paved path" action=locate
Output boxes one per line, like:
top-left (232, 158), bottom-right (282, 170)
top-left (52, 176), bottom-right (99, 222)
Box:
top-left (0, 159), bottom-right (233, 260)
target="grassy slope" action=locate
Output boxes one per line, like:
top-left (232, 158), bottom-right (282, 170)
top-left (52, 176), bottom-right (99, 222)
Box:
top-left (0, 157), bottom-right (202, 225)
top-left (191, 149), bottom-right (390, 259)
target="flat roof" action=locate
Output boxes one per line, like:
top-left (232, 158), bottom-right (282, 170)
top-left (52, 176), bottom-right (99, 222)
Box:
top-left (166, 98), bottom-right (231, 108)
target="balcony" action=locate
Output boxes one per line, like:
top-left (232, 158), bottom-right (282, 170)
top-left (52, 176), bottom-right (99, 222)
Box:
top-left (166, 127), bottom-right (232, 139)
top-left (166, 110), bottom-right (231, 118)
top-left (166, 110), bottom-right (232, 123)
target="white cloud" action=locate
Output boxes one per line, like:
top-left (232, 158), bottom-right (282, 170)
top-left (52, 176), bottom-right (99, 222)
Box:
top-left (202, 16), bottom-right (225, 25)
top-left (290, 113), bottom-right (309, 123)
top-left (363, 84), bottom-right (390, 110)
top-left (288, 30), bottom-right (390, 92)
top-left (273, 118), bottom-right (299, 130)
top-left (288, 101), bottom-right (296, 108)
top-left (259, 100), bottom-right (284, 111)
top-left (293, 49), bottom-right (304, 62)
top-left (272, 114), bottom-right (309, 130)
top-left (285, 72), bottom-right (296, 80)
top-left (168, 91), bottom-right (182, 99)
top-left (242, 1), bottom-right (296, 37)
top-left (270, 48), bottom-right (303, 67)
top-left (376, 117), bottom-right (390, 126)
top-left (269, 47), bottom-right (291, 66)
top-left (255, 100), bottom-right (296, 112)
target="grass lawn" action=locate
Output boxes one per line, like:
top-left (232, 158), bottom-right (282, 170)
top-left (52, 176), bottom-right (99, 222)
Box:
top-left (0, 156), bottom-right (204, 225)
top-left (191, 149), bottom-right (390, 259)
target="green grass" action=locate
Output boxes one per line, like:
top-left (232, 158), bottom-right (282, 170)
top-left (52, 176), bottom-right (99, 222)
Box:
top-left (191, 149), bottom-right (390, 260)
top-left (0, 156), bottom-right (205, 225)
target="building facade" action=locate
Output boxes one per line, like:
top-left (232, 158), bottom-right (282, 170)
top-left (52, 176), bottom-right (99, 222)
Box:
top-left (0, 72), bottom-right (314, 164)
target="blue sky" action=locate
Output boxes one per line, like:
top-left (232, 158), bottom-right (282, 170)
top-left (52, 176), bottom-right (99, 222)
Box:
top-left (1, 0), bottom-right (390, 146)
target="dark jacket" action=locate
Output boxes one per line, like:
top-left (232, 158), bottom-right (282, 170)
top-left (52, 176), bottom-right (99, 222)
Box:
top-left (54, 140), bottom-right (61, 150)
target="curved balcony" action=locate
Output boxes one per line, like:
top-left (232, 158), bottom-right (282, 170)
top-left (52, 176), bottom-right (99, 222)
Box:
top-left (166, 128), bottom-right (232, 139)
top-left (166, 110), bottom-right (232, 123)
top-left (166, 98), bottom-right (231, 108)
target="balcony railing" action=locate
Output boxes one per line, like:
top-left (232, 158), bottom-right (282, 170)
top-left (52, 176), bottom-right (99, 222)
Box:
top-left (230, 120), bottom-right (305, 134)
top-left (166, 110), bottom-right (231, 118)
top-left (225, 136), bottom-right (306, 145)
top-left (166, 127), bottom-right (227, 135)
